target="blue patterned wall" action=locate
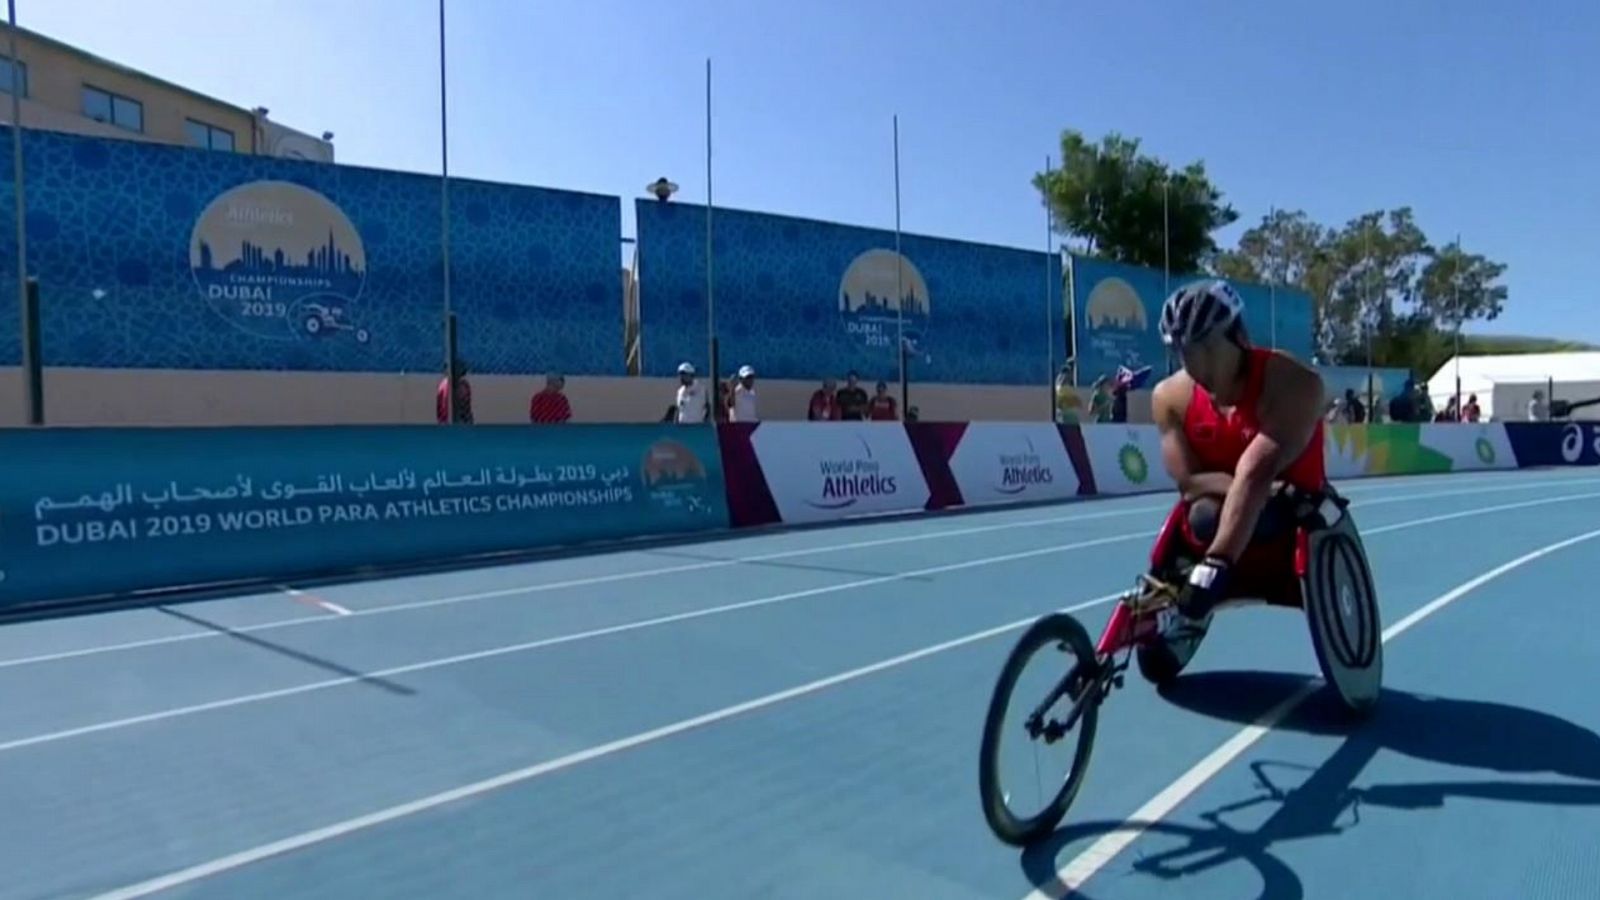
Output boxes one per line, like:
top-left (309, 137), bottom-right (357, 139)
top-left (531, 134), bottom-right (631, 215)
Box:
top-left (0, 128), bottom-right (622, 374)
top-left (1068, 254), bottom-right (1315, 385)
top-left (636, 199), bottom-right (1062, 384)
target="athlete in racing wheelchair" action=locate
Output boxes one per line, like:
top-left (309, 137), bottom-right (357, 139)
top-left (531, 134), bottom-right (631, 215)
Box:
top-left (1143, 280), bottom-right (1382, 712)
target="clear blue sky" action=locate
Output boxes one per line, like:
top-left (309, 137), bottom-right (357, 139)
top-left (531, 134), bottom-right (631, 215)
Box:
top-left (28, 0), bottom-right (1600, 340)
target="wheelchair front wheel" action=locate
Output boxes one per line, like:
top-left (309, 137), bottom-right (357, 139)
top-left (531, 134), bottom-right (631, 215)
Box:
top-left (978, 612), bottom-right (1101, 846)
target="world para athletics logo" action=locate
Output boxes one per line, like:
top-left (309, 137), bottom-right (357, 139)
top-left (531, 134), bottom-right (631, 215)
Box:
top-left (993, 435), bottom-right (1053, 496)
top-left (1474, 436), bottom-right (1495, 465)
top-left (190, 180), bottom-right (371, 345)
top-left (805, 434), bottom-right (898, 510)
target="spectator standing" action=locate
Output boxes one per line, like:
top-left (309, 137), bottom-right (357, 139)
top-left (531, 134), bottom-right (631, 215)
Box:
top-left (529, 374), bottom-right (572, 424)
top-left (837, 371), bottom-right (869, 421)
top-left (1463, 394), bottom-right (1482, 422)
top-left (1388, 379), bottom-right (1418, 423)
top-left (1343, 388), bottom-right (1367, 423)
top-left (867, 381), bottom-right (899, 420)
top-left (1415, 382), bottom-right (1436, 422)
top-left (730, 365), bottom-right (760, 422)
top-left (808, 377), bottom-right (841, 421)
top-left (436, 360), bottom-right (473, 425)
top-left (671, 362), bottom-right (709, 424)
top-left (1088, 376), bottom-right (1114, 423)
top-left (1528, 390), bottom-right (1549, 422)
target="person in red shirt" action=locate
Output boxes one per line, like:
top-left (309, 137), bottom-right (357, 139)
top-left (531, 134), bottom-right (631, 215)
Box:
top-left (867, 381), bottom-right (899, 420)
top-left (808, 378), bottom-right (841, 421)
top-left (529, 374), bottom-right (573, 424)
top-left (1151, 280), bottom-right (1324, 633)
top-left (437, 360), bottom-right (473, 424)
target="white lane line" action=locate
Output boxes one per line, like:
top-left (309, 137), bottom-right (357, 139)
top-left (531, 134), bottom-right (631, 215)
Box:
top-left (275, 586), bottom-right (352, 617)
top-left (0, 476), bottom-right (1579, 672)
top-left (1023, 525), bottom-right (1600, 900)
top-left (0, 506), bottom-right (1165, 670)
top-left (85, 500), bottom-right (1600, 900)
top-left (85, 588), bottom-right (1128, 900)
top-left (0, 532), bottom-right (1159, 755)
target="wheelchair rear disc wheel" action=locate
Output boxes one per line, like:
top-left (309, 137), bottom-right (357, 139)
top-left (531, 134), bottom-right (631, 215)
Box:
top-left (979, 612), bottom-right (1100, 846)
top-left (1305, 528), bottom-right (1383, 715)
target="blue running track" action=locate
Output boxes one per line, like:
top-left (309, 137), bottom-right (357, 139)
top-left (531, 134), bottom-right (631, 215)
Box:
top-left (4, 468), bottom-right (1599, 899)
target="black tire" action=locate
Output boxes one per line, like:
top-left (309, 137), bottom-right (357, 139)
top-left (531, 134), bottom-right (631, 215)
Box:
top-left (1305, 527), bottom-right (1383, 717)
top-left (978, 612), bottom-right (1101, 847)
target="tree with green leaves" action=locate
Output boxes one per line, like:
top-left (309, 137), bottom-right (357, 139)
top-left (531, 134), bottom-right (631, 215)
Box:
top-left (1035, 130), bottom-right (1237, 274)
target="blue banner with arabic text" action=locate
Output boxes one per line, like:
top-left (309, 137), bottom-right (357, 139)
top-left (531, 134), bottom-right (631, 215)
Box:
top-left (0, 425), bottom-right (729, 607)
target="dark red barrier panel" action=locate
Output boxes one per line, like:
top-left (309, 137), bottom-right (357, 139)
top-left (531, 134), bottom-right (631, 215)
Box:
top-left (903, 422), bottom-right (967, 511)
top-left (716, 423), bottom-right (782, 528)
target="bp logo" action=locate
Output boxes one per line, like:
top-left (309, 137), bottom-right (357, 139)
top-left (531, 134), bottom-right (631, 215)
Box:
top-left (1118, 443), bottom-right (1149, 484)
top-left (1474, 437), bottom-right (1495, 465)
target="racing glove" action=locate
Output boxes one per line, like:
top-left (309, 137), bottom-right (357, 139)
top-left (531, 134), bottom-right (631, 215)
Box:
top-left (1177, 555), bottom-right (1232, 620)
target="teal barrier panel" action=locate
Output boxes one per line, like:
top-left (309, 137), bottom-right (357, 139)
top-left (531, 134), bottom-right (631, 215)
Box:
top-left (0, 424), bottom-right (730, 607)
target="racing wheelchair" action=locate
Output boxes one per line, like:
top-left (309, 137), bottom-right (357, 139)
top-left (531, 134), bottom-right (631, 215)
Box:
top-left (977, 483), bottom-right (1383, 847)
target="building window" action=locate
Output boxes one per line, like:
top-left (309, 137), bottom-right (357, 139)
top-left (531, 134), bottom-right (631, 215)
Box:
top-left (185, 119), bottom-right (235, 152)
top-left (82, 85), bottom-right (144, 133)
top-left (0, 54), bottom-right (25, 98)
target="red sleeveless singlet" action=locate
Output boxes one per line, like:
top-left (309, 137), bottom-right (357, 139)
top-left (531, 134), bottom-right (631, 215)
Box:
top-left (1182, 347), bottom-right (1325, 491)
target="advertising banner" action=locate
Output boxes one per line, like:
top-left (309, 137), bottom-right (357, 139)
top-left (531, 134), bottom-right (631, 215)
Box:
top-left (747, 422), bottom-right (930, 524)
top-left (0, 128), bottom-right (622, 374)
top-left (943, 422), bottom-right (1084, 506)
top-left (1079, 424), bottom-right (1176, 496)
top-left (1324, 424), bottom-right (1514, 478)
top-left (636, 199), bottom-right (1059, 385)
top-left (1504, 422), bottom-right (1600, 467)
top-left (0, 425), bottom-right (729, 607)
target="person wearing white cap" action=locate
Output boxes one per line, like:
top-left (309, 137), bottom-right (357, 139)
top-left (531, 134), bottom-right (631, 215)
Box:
top-left (730, 364), bottom-right (760, 422)
top-left (673, 361), bottom-right (709, 424)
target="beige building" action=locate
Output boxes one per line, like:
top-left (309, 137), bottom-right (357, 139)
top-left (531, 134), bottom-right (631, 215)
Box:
top-left (0, 24), bottom-right (333, 161)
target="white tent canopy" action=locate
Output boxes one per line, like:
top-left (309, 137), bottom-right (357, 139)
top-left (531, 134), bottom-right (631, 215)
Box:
top-left (1425, 352), bottom-right (1600, 421)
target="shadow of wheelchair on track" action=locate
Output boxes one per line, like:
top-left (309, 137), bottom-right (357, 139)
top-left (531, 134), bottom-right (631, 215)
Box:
top-left (1019, 670), bottom-right (1600, 900)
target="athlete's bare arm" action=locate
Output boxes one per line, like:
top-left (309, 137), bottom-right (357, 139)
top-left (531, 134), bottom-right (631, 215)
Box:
top-left (1153, 373), bottom-right (1235, 500)
top-left (1208, 354), bottom-right (1325, 562)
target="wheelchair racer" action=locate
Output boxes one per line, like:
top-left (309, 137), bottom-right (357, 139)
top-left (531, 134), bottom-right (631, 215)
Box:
top-left (1150, 280), bottom-right (1328, 638)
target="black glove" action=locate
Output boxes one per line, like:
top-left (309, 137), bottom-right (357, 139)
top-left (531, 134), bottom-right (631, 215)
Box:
top-left (1177, 554), bottom-right (1232, 619)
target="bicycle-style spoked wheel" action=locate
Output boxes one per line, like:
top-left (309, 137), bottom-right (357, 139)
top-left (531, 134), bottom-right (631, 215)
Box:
top-left (979, 612), bottom-right (1102, 846)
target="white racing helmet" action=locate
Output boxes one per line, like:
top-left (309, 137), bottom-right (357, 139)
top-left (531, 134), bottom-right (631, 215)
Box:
top-left (1159, 280), bottom-right (1245, 347)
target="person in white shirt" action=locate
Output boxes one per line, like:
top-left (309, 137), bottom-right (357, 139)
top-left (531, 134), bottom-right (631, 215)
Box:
top-left (673, 362), bottom-right (709, 424)
top-left (1528, 390), bottom-right (1548, 422)
top-left (730, 364), bottom-right (760, 422)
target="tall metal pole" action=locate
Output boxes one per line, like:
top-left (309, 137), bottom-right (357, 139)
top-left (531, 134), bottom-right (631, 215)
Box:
top-left (893, 114), bottom-right (905, 410)
top-left (1267, 205), bottom-right (1278, 349)
top-left (1364, 227), bottom-right (1375, 418)
top-left (438, 0), bottom-right (456, 423)
top-left (704, 57), bottom-right (715, 413)
top-left (1452, 232), bottom-right (1463, 418)
top-left (8, 0), bottom-right (34, 425)
top-left (1044, 154), bottom-right (1055, 421)
top-left (1161, 175), bottom-right (1171, 297)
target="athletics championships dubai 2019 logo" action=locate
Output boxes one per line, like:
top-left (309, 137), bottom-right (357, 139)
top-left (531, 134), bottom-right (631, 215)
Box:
top-left (1475, 435), bottom-right (1495, 465)
top-left (190, 180), bottom-right (371, 345)
top-left (806, 434), bottom-right (899, 510)
top-left (641, 439), bottom-right (711, 513)
top-left (838, 249), bottom-right (930, 355)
